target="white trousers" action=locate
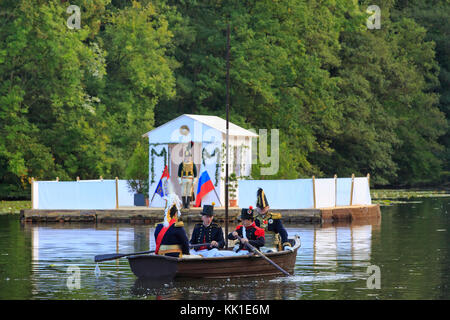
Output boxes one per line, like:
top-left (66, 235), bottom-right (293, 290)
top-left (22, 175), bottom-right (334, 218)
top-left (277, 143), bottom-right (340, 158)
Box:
top-left (189, 248), bottom-right (244, 258)
top-left (181, 178), bottom-right (193, 197)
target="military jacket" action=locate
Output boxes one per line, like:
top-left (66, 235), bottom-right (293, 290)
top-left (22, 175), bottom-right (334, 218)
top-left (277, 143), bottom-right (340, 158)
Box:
top-left (154, 221), bottom-right (190, 257)
top-left (178, 161), bottom-right (197, 178)
top-left (227, 222), bottom-right (265, 251)
top-left (190, 223), bottom-right (225, 250)
top-left (255, 212), bottom-right (289, 244)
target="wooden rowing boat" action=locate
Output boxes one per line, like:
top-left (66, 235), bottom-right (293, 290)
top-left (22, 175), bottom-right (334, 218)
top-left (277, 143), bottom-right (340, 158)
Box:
top-left (127, 235), bottom-right (300, 279)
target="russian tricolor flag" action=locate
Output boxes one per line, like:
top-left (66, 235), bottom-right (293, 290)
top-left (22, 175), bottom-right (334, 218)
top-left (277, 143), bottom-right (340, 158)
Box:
top-left (194, 170), bottom-right (215, 207)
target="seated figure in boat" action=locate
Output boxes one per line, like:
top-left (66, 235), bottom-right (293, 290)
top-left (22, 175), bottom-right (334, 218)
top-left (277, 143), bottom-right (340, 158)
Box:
top-left (228, 207), bottom-right (265, 255)
top-left (254, 188), bottom-right (292, 251)
top-left (189, 202), bottom-right (234, 258)
top-left (154, 194), bottom-right (190, 258)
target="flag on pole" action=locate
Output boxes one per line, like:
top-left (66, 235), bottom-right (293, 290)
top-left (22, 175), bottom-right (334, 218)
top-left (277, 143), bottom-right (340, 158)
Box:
top-left (153, 165), bottom-right (170, 199)
top-left (194, 170), bottom-right (215, 207)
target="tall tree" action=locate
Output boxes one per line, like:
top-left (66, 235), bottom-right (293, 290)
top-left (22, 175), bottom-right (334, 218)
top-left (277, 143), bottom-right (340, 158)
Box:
top-left (0, 0), bottom-right (110, 197)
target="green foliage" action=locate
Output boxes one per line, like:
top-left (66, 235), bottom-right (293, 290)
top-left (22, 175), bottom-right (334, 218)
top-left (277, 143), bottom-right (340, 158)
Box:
top-left (228, 172), bottom-right (237, 200)
top-left (0, 0), bottom-right (448, 199)
top-left (125, 140), bottom-right (149, 195)
top-left (0, 200), bottom-right (31, 214)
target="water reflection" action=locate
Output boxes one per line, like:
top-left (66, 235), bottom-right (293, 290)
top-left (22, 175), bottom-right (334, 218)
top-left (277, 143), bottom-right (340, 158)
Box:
top-left (20, 217), bottom-right (381, 299)
top-left (3, 197), bottom-right (449, 299)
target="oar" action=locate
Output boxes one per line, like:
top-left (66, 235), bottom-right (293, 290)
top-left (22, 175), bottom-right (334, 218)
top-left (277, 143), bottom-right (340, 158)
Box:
top-left (235, 235), bottom-right (292, 277)
top-left (95, 250), bottom-right (154, 263)
top-left (94, 243), bottom-right (211, 262)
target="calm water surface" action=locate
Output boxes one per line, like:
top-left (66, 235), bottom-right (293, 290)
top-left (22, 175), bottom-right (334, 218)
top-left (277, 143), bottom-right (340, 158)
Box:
top-left (0, 197), bottom-right (449, 300)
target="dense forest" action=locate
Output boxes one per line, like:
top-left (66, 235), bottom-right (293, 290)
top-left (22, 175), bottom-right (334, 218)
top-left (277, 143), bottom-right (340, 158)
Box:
top-left (0, 0), bottom-right (448, 199)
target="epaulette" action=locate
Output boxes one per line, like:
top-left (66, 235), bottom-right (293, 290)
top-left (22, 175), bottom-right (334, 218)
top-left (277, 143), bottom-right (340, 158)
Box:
top-left (270, 212), bottom-right (282, 219)
top-left (174, 221), bottom-right (184, 227)
top-left (155, 222), bottom-right (163, 227)
top-left (210, 223), bottom-right (221, 228)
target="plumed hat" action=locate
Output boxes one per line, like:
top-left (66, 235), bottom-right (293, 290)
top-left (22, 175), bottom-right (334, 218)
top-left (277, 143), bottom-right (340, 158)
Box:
top-left (184, 141), bottom-right (194, 157)
top-left (162, 193), bottom-right (182, 227)
top-left (256, 188), bottom-right (269, 209)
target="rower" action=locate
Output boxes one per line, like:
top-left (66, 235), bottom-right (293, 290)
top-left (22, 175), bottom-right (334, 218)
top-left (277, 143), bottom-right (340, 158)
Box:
top-left (154, 201), bottom-right (190, 258)
top-left (189, 202), bottom-right (234, 257)
top-left (228, 207), bottom-right (265, 255)
top-left (254, 188), bottom-right (292, 251)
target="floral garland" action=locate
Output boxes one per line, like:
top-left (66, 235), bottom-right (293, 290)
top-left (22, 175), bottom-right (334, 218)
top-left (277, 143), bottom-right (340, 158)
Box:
top-left (202, 147), bottom-right (221, 187)
top-left (150, 144), bottom-right (168, 184)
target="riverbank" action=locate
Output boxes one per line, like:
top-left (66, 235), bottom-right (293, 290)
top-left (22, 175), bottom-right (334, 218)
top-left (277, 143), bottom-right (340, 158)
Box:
top-left (20, 204), bottom-right (381, 224)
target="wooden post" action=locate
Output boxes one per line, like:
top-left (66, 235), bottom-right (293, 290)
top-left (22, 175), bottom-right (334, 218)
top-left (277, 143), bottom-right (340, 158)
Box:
top-left (76, 176), bottom-right (80, 182)
top-left (312, 175), bottom-right (316, 209)
top-left (31, 177), bottom-right (35, 209)
top-left (56, 177), bottom-right (59, 182)
top-left (350, 173), bottom-right (355, 206)
top-left (367, 173), bottom-right (370, 187)
top-left (115, 177), bottom-right (119, 209)
top-left (334, 174), bottom-right (337, 207)
top-left (100, 176), bottom-right (103, 181)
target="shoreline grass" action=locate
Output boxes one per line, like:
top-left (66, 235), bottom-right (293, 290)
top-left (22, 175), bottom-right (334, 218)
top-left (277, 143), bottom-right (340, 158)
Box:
top-left (0, 200), bottom-right (31, 214)
top-left (371, 189), bottom-right (450, 206)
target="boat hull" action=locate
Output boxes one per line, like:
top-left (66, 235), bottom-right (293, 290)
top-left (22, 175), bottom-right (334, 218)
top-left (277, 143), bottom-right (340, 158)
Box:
top-left (128, 236), bottom-right (300, 280)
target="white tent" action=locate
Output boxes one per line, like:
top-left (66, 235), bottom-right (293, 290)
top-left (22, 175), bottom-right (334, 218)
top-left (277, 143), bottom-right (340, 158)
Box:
top-left (142, 114), bottom-right (258, 207)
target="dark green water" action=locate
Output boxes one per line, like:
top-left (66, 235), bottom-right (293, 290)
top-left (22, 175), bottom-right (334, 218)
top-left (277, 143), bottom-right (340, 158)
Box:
top-left (0, 197), bottom-right (449, 300)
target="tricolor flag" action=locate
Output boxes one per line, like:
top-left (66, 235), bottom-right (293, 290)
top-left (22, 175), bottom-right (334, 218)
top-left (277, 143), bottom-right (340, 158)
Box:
top-left (194, 170), bottom-right (215, 207)
top-left (153, 165), bottom-right (170, 199)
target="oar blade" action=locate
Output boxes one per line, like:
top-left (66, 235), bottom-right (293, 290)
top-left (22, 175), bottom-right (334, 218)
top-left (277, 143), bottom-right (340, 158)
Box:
top-left (94, 253), bottom-right (125, 262)
top-left (95, 244), bottom-right (210, 263)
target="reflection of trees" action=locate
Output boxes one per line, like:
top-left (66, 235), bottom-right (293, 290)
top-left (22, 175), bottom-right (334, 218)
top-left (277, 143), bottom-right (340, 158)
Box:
top-left (371, 198), bottom-right (449, 299)
top-left (20, 198), bottom-right (450, 300)
top-left (2, 217), bottom-right (33, 299)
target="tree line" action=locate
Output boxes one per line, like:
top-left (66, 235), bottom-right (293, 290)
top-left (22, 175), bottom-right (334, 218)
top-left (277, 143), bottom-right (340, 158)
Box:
top-left (0, 0), bottom-right (448, 199)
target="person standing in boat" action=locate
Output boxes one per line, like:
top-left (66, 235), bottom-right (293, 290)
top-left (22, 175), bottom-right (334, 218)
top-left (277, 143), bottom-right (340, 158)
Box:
top-left (178, 142), bottom-right (197, 209)
top-left (228, 207), bottom-right (265, 255)
top-left (254, 188), bottom-right (292, 251)
top-left (189, 202), bottom-right (233, 257)
top-left (154, 202), bottom-right (190, 258)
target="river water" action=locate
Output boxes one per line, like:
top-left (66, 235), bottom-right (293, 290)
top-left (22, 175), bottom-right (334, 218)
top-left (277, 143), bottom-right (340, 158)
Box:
top-left (0, 196), bottom-right (449, 300)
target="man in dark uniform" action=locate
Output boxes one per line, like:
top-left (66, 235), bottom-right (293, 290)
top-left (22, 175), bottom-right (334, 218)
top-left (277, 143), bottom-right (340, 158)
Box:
top-left (228, 207), bottom-right (265, 255)
top-left (178, 142), bottom-right (197, 209)
top-left (154, 204), bottom-right (190, 258)
top-left (189, 202), bottom-right (233, 257)
top-left (255, 188), bottom-right (292, 251)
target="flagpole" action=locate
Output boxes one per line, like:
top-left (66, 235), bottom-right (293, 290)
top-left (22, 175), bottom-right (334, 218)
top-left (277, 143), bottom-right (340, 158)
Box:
top-left (225, 23), bottom-right (230, 248)
top-left (213, 186), bottom-right (222, 207)
top-left (149, 166), bottom-right (169, 206)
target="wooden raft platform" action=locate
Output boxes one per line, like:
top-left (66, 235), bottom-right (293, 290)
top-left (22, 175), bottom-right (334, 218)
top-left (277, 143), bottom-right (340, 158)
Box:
top-left (20, 204), bottom-right (380, 224)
